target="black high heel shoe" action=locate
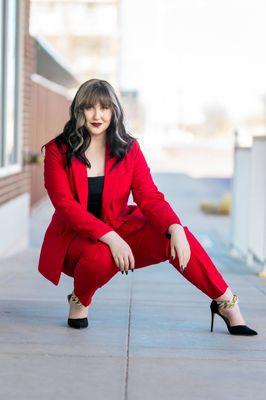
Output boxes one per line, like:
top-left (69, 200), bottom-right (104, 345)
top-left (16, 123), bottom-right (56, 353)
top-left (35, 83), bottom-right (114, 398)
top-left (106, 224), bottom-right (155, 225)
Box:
top-left (210, 294), bottom-right (257, 335)
top-left (67, 293), bottom-right (88, 329)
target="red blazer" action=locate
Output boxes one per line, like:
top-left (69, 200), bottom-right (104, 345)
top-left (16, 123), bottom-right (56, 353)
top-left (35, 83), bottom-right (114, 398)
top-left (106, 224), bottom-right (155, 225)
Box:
top-left (38, 138), bottom-right (182, 285)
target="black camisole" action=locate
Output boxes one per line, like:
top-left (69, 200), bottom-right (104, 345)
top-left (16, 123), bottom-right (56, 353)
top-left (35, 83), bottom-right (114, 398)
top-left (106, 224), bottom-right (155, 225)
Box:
top-left (87, 175), bottom-right (105, 219)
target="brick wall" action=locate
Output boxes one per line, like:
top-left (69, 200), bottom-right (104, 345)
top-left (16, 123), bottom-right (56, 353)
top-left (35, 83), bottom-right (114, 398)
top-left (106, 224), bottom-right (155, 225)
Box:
top-left (31, 80), bottom-right (71, 206)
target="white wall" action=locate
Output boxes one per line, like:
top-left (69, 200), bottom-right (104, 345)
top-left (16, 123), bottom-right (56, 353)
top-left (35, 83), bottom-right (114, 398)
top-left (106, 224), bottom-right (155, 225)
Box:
top-left (230, 147), bottom-right (252, 255)
top-left (249, 137), bottom-right (266, 264)
top-left (230, 136), bottom-right (266, 272)
top-left (0, 193), bottom-right (30, 257)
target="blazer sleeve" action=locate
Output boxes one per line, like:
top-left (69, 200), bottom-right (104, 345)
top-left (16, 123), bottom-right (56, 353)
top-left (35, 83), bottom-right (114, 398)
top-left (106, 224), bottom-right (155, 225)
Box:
top-left (43, 143), bottom-right (114, 242)
top-left (131, 140), bottom-right (182, 238)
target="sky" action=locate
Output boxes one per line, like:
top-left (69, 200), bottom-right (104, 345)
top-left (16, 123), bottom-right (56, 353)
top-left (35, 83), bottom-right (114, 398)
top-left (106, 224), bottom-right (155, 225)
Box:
top-left (119, 0), bottom-right (266, 125)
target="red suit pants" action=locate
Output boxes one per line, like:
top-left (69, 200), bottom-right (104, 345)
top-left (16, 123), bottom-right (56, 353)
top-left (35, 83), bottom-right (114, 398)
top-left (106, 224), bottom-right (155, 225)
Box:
top-left (63, 220), bottom-right (229, 307)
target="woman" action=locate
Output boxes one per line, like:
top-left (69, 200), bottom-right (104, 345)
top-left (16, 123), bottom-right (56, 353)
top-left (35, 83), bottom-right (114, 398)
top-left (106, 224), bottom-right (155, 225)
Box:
top-left (38, 78), bottom-right (257, 335)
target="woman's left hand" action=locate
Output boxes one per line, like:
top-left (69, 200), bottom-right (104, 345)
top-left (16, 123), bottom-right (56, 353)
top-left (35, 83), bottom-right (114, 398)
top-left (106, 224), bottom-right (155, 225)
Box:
top-left (169, 225), bottom-right (191, 273)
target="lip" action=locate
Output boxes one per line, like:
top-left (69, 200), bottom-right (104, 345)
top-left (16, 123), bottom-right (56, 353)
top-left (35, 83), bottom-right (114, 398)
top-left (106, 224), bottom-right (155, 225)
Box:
top-left (91, 122), bottom-right (102, 127)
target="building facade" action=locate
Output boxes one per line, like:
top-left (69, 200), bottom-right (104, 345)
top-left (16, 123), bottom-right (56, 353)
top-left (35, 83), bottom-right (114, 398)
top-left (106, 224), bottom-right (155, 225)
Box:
top-left (0, 0), bottom-right (73, 256)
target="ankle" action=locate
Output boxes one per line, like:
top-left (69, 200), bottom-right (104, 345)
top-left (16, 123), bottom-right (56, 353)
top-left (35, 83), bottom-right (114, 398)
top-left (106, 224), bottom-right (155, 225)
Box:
top-left (69, 292), bottom-right (88, 315)
top-left (214, 287), bottom-right (234, 302)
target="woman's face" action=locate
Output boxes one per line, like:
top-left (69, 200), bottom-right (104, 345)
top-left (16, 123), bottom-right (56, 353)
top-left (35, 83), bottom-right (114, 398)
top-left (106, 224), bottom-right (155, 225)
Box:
top-left (83, 101), bottom-right (112, 138)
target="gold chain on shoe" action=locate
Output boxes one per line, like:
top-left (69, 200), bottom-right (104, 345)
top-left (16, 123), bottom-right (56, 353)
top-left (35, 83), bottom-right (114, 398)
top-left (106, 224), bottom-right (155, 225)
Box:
top-left (216, 294), bottom-right (239, 310)
top-left (70, 293), bottom-right (83, 306)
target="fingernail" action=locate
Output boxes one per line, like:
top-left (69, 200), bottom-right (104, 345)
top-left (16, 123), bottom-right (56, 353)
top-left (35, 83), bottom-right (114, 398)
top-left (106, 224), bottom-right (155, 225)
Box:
top-left (125, 271), bottom-right (128, 275)
top-left (122, 271), bottom-right (124, 274)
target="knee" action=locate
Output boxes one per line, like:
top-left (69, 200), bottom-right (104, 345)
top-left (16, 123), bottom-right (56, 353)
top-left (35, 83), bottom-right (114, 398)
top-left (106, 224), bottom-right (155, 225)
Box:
top-left (80, 243), bottom-right (117, 285)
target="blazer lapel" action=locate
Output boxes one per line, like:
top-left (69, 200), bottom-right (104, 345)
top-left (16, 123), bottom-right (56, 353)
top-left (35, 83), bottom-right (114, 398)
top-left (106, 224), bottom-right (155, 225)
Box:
top-left (71, 141), bottom-right (118, 219)
top-left (71, 156), bottom-right (88, 208)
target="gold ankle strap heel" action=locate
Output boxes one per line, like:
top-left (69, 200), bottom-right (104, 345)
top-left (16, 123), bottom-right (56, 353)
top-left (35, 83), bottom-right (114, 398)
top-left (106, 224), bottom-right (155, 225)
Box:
top-left (67, 293), bottom-right (83, 307)
top-left (210, 293), bottom-right (257, 335)
top-left (216, 294), bottom-right (239, 310)
top-left (70, 293), bottom-right (83, 306)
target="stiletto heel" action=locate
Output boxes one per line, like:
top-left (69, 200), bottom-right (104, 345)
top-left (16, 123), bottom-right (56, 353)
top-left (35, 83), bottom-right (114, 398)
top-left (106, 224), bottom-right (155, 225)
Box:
top-left (67, 293), bottom-right (88, 329)
top-left (210, 294), bottom-right (257, 335)
top-left (210, 310), bottom-right (215, 332)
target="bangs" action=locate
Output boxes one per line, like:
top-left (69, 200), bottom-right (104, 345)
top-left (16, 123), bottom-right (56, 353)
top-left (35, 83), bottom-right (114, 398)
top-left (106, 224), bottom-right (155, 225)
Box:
top-left (82, 86), bottom-right (112, 109)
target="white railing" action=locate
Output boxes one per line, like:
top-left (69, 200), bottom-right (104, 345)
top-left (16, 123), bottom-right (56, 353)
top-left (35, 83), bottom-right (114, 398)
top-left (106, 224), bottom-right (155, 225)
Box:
top-left (230, 135), bottom-right (266, 275)
top-left (230, 146), bottom-right (252, 256)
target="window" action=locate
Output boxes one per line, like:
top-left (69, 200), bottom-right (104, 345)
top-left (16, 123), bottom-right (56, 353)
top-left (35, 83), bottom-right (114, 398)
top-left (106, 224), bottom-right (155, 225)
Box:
top-left (0, 0), bottom-right (22, 176)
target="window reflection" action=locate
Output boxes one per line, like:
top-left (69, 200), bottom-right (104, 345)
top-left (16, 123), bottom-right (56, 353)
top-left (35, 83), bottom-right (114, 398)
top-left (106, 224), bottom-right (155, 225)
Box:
top-left (0, 0), bottom-right (19, 168)
top-left (6, 0), bottom-right (17, 165)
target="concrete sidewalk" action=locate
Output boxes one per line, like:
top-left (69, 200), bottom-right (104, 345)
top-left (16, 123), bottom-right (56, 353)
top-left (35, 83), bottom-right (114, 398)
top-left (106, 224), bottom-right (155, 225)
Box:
top-left (0, 173), bottom-right (265, 400)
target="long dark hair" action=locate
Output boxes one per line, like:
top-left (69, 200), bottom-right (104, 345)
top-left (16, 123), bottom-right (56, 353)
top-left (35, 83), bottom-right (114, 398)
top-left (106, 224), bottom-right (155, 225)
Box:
top-left (41, 78), bottom-right (138, 172)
